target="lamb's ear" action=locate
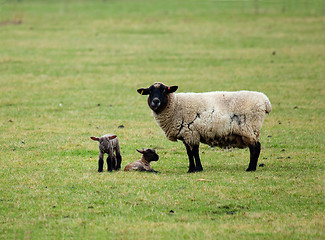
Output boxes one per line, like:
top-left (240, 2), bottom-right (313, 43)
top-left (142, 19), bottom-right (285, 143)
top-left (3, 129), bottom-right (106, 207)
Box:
top-left (167, 86), bottom-right (178, 93)
top-left (136, 149), bottom-right (144, 154)
top-left (90, 137), bottom-right (99, 141)
top-left (108, 135), bottom-right (117, 140)
top-left (137, 88), bottom-right (150, 95)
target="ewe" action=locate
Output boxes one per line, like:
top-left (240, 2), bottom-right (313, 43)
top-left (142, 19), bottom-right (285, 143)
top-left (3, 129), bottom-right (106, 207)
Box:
top-left (137, 83), bottom-right (271, 173)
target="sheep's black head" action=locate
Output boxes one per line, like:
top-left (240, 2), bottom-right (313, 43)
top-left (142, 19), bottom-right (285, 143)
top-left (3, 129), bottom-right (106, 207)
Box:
top-left (137, 148), bottom-right (159, 162)
top-left (137, 83), bottom-right (178, 113)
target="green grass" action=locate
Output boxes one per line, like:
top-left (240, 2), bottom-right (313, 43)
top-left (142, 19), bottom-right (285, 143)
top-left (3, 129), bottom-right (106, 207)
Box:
top-left (0, 0), bottom-right (324, 239)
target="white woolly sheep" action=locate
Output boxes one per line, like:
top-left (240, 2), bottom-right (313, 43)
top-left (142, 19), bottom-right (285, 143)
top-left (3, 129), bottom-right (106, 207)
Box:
top-left (124, 148), bottom-right (159, 173)
top-left (90, 134), bottom-right (122, 172)
top-left (137, 83), bottom-right (271, 173)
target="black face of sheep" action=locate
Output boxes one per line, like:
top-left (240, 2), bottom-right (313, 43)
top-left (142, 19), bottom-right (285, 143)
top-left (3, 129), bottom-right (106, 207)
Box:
top-left (137, 148), bottom-right (159, 162)
top-left (137, 83), bottom-right (178, 113)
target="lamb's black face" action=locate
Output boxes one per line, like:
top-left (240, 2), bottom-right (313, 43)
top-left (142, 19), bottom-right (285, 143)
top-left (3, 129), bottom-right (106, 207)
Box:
top-left (143, 149), bottom-right (159, 162)
top-left (137, 83), bottom-right (178, 113)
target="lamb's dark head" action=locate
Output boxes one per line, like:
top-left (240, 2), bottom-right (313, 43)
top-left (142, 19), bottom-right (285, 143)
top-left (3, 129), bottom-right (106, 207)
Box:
top-left (91, 134), bottom-right (117, 151)
top-left (137, 83), bottom-right (178, 113)
top-left (137, 148), bottom-right (159, 162)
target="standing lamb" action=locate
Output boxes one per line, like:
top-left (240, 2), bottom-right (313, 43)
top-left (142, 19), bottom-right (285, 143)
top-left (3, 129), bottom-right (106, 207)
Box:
top-left (90, 134), bottom-right (122, 172)
top-left (124, 148), bottom-right (159, 173)
top-left (137, 82), bottom-right (271, 173)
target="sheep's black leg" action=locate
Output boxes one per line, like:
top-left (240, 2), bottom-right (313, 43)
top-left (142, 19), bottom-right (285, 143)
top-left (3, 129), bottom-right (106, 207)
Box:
top-left (107, 156), bottom-right (113, 172)
top-left (115, 153), bottom-right (122, 171)
top-left (111, 155), bottom-right (115, 170)
top-left (98, 152), bottom-right (104, 172)
top-left (112, 155), bottom-right (118, 170)
top-left (114, 146), bottom-right (122, 171)
top-left (184, 143), bottom-right (196, 173)
top-left (193, 145), bottom-right (203, 172)
top-left (246, 141), bottom-right (261, 171)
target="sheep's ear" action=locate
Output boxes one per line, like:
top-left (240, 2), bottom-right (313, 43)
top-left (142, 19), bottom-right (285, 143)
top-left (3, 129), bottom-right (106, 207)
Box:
top-left (137, 88), bottom-right (150, 95)
top-left (167, 86), bottom-right (178, 93)
top-left (108, 135), bottom-right (117, 140)
top-left (136, 149), bottom-right (144, 154)
top-left (90, 137), bottom-right (99, 141)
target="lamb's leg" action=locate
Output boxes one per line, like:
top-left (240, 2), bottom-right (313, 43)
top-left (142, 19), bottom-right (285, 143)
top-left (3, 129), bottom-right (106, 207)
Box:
top-left (111, 155), bottom-right (117, 170)
top-left (115, 148), bottom-right (122, 170)
top-left (184, 143), bottom-right (196, 173)
top-left (193, 145), bottom-right (203, 172)
top-left (246, 141), bottom-right (261, 171)
top-left (148, 168), bottom-right (159, 173)
top-left (106, 155), bottom-right (113, 172)
top-left (98, 152), bottom-right (104, 172)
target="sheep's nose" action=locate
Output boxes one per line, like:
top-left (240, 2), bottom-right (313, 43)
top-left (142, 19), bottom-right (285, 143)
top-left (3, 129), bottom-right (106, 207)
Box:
top-left (152, 98), bottom-right (160, 105)
top-left (150, 97), bottom-right (161, 111)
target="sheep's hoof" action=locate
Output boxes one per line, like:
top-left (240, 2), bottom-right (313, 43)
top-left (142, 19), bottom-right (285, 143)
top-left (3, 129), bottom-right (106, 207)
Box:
top-left (246, 168), bottom-right (256, 172)
top-left (187, 169), bottom-right (196, 173)
top-left (98, 169), bottom-right (103, 173)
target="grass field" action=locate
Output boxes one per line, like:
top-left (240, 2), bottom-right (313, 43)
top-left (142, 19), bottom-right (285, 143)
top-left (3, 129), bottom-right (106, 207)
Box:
top-left (0, 0), bottom-right (324, 239)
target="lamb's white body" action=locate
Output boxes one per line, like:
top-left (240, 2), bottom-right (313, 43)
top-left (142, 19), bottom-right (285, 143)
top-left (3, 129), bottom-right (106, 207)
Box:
top-left (154, 91), bottom-right (271, 149)
top-left (124, 159), bottom-right (156, 172)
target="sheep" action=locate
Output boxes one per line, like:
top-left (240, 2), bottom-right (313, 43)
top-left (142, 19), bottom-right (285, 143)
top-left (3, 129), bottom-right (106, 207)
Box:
top-left (90, 134), bottom-right (122, 172)
top-left (124, 148), bottom-right (159, 173)
top-left (137, 82), bottom-right (271, 173)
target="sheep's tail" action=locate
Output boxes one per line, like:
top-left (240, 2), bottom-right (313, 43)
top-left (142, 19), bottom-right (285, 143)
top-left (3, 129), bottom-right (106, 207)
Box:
top-left (265, 98), bottom-right (272, 114)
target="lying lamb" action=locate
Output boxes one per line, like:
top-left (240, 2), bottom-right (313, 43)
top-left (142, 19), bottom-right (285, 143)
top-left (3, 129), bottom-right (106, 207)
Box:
top-left (137, 82), bottom-right (271, 173)
top-left (90, 133), bottom-right (122, 172)
top-left (124, 148), bottom-right (159, 173)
